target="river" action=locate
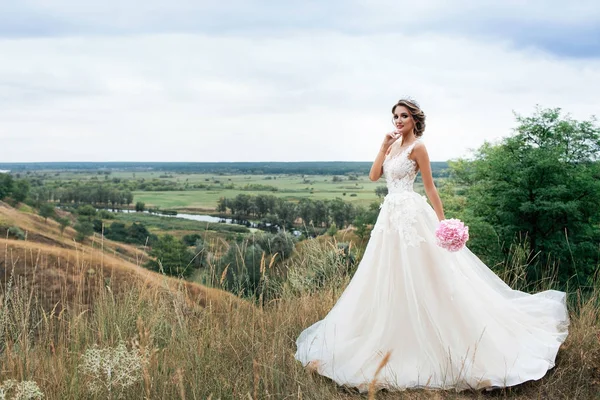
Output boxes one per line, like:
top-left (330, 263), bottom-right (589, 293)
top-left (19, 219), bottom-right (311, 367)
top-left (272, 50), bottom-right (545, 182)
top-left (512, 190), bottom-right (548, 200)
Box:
top-left (114, 209), bottom-right (301, 236)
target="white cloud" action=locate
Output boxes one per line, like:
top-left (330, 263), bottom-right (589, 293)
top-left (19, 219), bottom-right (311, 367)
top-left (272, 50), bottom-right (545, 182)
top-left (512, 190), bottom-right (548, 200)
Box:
top-left (5, 0), bottom-right (600, 33)
top-left (0, 30), bottom-right (599, 163)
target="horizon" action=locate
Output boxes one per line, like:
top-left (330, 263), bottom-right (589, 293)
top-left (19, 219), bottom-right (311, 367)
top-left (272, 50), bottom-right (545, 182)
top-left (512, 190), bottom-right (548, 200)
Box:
top-left (0, 159), bottom-right (450, 165)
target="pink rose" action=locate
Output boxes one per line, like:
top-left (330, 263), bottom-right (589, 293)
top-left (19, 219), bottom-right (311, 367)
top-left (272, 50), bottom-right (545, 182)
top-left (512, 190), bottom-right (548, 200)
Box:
top-left (435, 218), bottom-right (469, 252)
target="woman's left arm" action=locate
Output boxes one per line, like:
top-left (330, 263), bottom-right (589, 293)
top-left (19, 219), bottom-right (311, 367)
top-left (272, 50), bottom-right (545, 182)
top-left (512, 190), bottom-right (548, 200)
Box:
top-left (412, 143), bottom-right (445, 222)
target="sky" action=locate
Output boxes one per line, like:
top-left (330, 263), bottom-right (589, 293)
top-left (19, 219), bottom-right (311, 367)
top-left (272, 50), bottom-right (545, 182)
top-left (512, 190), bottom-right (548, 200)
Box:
top-left (1, 1), bottom-right (599, 163)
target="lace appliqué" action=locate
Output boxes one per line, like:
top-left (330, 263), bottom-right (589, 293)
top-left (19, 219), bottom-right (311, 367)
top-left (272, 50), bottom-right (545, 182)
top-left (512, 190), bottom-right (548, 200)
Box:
top-left (382, 142), bottom-right (419, 194)
top-left (370, 140), bottom-right (425, 247)
top-left (371, 194), bottom-right (426, 247)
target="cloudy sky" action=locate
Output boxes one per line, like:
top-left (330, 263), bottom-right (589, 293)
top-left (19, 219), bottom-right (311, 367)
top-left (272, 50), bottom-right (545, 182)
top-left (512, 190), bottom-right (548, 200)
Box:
top-left (1, 1), bottom-right (599, 163)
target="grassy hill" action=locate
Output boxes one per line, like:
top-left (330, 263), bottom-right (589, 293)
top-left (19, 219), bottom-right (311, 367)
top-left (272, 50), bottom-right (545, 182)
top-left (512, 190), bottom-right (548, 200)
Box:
top-left (0, 201), bottom-right (247, 313)
top-left (1, 202), bottom-right (599, 399)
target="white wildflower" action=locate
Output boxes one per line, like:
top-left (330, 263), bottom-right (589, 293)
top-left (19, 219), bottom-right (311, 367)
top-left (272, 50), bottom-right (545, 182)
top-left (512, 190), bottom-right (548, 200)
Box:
top-left (0, 379), bottom-right (44, 400)
top-left (79, 341), bottom-right (149, 399)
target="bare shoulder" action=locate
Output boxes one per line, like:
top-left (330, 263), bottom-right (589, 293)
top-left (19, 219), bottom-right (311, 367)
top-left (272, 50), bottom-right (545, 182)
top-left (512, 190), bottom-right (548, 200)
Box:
top-left (413, 141), bottom-right (427, 152)
top-left (410, 140), bottom-right (428, 161)
top-left (408, 140), bottom-right (429, 170)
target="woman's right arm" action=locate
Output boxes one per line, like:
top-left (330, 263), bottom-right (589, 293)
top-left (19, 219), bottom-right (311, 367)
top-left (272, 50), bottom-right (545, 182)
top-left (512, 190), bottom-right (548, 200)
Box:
top-left (368, 147), bottom-right (389, 181)
top-left (369, 132), bottom-right (398, 181)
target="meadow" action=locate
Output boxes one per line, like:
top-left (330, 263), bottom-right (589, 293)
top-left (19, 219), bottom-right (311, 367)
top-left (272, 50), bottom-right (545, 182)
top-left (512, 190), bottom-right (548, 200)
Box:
top-left (1, 219), bottom-right (598, 400)
top-left (26, 169), bottom-right (427, 211)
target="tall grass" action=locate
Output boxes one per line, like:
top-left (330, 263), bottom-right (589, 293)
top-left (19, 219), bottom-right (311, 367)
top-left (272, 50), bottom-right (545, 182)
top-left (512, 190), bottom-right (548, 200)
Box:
top-left (1, 236), bottom-right (599, 399)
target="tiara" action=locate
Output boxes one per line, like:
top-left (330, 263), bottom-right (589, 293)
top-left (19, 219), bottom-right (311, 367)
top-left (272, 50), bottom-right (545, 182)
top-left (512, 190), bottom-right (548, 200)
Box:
top-left (398, 97), bottom-right (420, 108)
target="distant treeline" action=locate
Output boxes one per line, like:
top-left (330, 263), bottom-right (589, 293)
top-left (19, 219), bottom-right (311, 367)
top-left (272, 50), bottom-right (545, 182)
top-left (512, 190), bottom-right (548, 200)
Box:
top-left (0, 161), bottom-right (450, 177)
top-left (217, 193), bottom-right (380, 234)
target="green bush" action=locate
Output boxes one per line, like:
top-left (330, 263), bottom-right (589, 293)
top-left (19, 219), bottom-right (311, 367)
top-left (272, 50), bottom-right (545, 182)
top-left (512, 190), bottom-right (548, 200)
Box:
top-left (127, 222), bottom-right (157, 246)
top-left (191, 239), bottom-right (206, 268)
top-left (135, 201), bottom-right (145, 212)
top-left (92, 219), bottom-right (104, 233)
top-left (105, 222), bottom-right (128, 241)
top-left (0, 174), bottom-right (14, 200)
top-left (8, 226), bottom-right (25, 240)
top-left (98, 209), bottom-right (115, 219)
top-left (144, 235), bottom-right (194, 277)
top-left (250, 231), bottom-right (296, 262)
top-left (74, 221), bottom-right (94, 242)
top-left (182, 233), bottom-right (202, 246)
top-left (218, 242), bottom-right (265, 297)
top-left (105, 221), bottom-right (157, 246)
top-left (39, 203), bottom-right (55, 222)
top-left (77, 205), bottom-right (97, 219)
top-left (55, 217), bottom-right (71, 236)
top-left (326, 223), bottom-right (338, 236)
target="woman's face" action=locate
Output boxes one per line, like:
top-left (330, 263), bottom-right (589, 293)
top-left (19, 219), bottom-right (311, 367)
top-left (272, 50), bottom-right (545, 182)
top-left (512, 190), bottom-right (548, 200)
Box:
top-left (392, 105), bottom-right (414, 135)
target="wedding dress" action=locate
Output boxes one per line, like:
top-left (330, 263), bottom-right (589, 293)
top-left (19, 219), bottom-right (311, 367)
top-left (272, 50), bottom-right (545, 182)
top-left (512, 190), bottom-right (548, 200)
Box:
top-left (294, 139), bottom-right (569, 392)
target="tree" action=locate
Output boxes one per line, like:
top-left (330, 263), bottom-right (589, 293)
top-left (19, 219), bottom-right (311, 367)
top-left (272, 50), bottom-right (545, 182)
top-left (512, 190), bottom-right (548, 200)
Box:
top-left (0, 174), bottom-right (14, 200)
top-left (298, 198), bottom-right (316, 226)
top-left (375, 185), bottom-right (388, 199)
top-left (328, 198), bottom-right (355, 229)
top-left (451, 106), bottom-right (600, 286)
top-left (216, 197), bottom-right (228, 213)
top-left (144, 235), bottom-right (194, 277)
top-left (56, 217), bottom-right (71, 236)
top-left (108, 189), bottom-right (122, 210)
top-left (135, 201), bottom-right (145, 212)
top-left (254, 195), bottom-right (267, 218)
top-left (78, 205), bottom-right (97, 220)
top-left (74, 221), bottom-right (94, 242)
top-left (352, 203), bottom-right (380, 239)
top-left (312, 200), bottom-right (329, 227)
top-left (274, 198), bottom-right (297, 229)
top-left (124, 191), bottom-right (134, 206)
top-left (12, 180), bottom-right (30, 203)
top-left (92, 219), bottom-right (104, 233)
top-left (227, 199), bottom-right (237, 216)
top-left (233, 194), bottom-right (252, 217)
top-left (127, 222), bottom-right (157, 245)
top-left (254, 194), bottom-right (277, 218)
top-left (39, 203), bottom-right (56, 223)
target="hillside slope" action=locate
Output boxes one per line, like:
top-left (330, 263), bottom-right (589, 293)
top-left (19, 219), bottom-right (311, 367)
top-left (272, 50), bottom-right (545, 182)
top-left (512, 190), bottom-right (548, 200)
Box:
top-left (0, 201), bottom-right (247, 312)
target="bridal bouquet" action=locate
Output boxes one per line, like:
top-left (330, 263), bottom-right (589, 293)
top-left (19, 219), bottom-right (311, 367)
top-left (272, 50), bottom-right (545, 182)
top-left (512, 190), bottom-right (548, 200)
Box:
top-left (435, 218), bottom-right (469, 252)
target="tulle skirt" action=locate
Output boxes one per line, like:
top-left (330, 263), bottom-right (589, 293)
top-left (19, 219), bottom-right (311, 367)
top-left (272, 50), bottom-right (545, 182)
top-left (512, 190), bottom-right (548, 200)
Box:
top-left (294, 191), bottom-right (569, 392)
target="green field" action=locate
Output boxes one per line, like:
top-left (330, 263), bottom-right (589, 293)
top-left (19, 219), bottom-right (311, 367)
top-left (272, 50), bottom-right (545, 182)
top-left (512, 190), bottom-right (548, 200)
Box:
top-left (25, 169), bottom-right (430, 212)
top-left (130, 173), bottom-right (426, 211)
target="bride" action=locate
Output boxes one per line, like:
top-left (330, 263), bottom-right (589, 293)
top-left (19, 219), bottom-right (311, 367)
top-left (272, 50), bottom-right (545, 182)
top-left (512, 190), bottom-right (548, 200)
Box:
top-left (294, 99), bottom-right (569, 392)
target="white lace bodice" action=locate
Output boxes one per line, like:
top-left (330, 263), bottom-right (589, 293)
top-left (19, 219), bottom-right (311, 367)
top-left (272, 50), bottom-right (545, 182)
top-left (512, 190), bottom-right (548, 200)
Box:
top-left (371, 139), bottom-right (427, 247)
top-left (382, 140), bottom-right (419, 194)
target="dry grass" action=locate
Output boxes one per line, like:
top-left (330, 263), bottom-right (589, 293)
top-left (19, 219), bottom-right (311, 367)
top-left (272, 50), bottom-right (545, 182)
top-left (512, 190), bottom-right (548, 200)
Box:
top-left (0, 238), bottom-right (248, 313)
top-left (2, 238), bottom-right (599, 399)
top-left (0, 200), bottom-right (149, 264)
top-left (1, 203), bottom-right (599, 399)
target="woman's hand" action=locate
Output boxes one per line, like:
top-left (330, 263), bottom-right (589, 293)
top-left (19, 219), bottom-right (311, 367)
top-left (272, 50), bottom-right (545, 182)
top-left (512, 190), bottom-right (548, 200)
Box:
top-left (380, 130), bottom-right (401, 152)
top-left (370, 131), bottom-right (401, 181)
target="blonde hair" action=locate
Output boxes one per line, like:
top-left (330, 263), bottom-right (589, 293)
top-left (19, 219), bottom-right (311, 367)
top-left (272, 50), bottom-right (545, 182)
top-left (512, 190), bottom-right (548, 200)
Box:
top-left (392, 99), bottom-right (426, 137)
